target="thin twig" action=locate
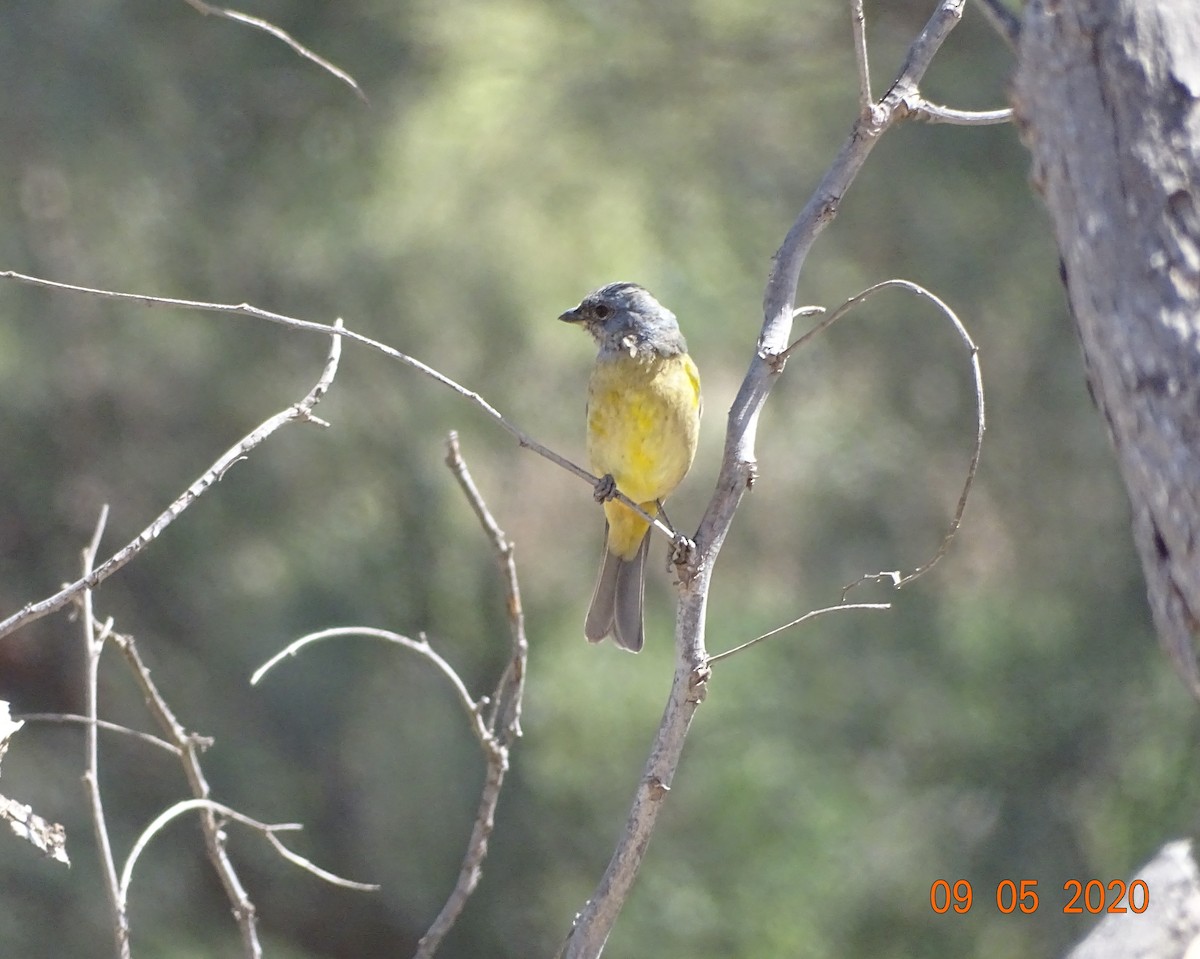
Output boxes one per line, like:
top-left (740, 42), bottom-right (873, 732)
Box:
top-left (252, 627), bottom-right (488, 743)
top-left (264, 832), bottom-right (380, 891)
top-left (181, 0), bottom-right (367, 101)
top-left (707, 603), bottom-right (892, 665)
top-left (15, 713), bottom-right (181, 755)
top-left (781, 301), bottom-right (852, 360)
top-left (784, 278), bottom-right (985, 593)
top-left (0, 319), bottom-right (343, 642)
top-left (0, 270), bottom-right (674, 558)
top-left (796, 279), bottom-right (984, 597)
top-left (79, 508), bottom-right (130, 959)
top-left (443, 431), bottom-right (528, 741)
top-left (118, 799), bottom-right (303, 908)
top-left (850, 0), bottom-right (873, 115)
top-left (412, 433), bottom-right (529, 959)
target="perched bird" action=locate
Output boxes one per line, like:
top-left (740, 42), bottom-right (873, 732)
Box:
top-left (560, 282), bottom-right (701, 652)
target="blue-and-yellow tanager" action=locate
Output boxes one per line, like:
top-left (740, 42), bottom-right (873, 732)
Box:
top-left (559, 282), bottom-right (701, 652)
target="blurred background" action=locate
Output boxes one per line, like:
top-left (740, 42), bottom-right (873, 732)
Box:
top-left (2, 0), bottom-right (1197, 956)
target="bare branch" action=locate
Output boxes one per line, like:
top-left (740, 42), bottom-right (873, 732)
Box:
top-left (886, 0), bottom-right (968, 97)
top-left (413, 434), bottom-right (529, 959)
top-left (107, 627), bottom-right (265, 957)
top-left (559, 652), bottom-right (711, 959)
top-left (701, 1), bottom-right (966, 569)
top-left (785, 278), bottom-right (986, 596)
top-left (0, 270), bottom-right (675, 555)
top-left (850, 0), bottom-right (873, 115)
top-left (0, 320), bottom-right (343, 642)
top-left (444, 431), bottom-right (528, 740)
top-left (118, 798), bottom-right (305, 909)
top-left (252, 627), bottom-right (489, 744)
top-left (79, 509), bottom-right (131, 959)
top-left (707, 603), bottom-right (892, 665)
top-left (563, 5), bottom-right (975, 955)
top-left (15, 713), bottom-right (181, 755)
top-left (807, 280), bottom-right (985, 596)
top-left (181, 0), bottom-right (366, 101)
top-left (105, 618), bottom-right (379, 948)
top-left (899, 94), bottom-right (1013, 126)
top-left (264, 832), bottom-right (380, 891)
top-left (252, 436), bottom-right (528, 958)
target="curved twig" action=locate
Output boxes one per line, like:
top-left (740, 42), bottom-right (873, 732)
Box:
top-left (118, 799), bottom-right (303, 908)
top-left (108, 623), bottom-right (266, 955)
top-left (264, 832), bottom-right (380, 891)
top-left (807, 279), bottom-right (985, 596)
top-left (253, 435), bottom-right (528, 959)
top-left (707, 603), bottom-right (892, 665)
top-left (251, 627), bottom-right (488, 743)
top-left (784, 278), bottom-right (986, 595)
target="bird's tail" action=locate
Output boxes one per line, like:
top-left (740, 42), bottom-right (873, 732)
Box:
top-left (584, 525), bottom-right (649, 652)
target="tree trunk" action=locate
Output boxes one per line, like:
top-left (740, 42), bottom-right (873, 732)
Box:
top-left (1014, 1), bottom-right (1200, 955)
top-left (1014, 0), bottom-right (1200, 694)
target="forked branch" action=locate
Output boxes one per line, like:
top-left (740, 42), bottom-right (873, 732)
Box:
top-left (562, 3), bottom-right (987, 956)
top-left (252, 434), bottom-right (527, 959)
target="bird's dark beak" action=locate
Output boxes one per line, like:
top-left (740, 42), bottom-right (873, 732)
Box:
top-left (559, 305), bottom-right (584, 323)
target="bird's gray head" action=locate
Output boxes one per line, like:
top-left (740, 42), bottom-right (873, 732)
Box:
top-left (559, 282), bottom-right (687, 358)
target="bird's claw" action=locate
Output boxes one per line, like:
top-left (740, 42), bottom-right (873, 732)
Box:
top-left (593, 473), bottom-right (618, 503)
top-left (670, 534), bottom-right (696, 567)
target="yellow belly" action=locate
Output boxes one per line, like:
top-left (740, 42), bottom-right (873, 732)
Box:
top-left (586, 352), bottom-right (701, 559)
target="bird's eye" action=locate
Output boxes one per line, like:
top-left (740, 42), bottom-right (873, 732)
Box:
top-left (594, 304), bottom-right (610, 318)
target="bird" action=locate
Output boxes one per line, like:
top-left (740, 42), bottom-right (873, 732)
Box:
top-left (559, 282), bottom-right (701, 652)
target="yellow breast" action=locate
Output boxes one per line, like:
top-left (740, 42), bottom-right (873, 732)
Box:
top-left (585, 351), bottom-right (701, 506)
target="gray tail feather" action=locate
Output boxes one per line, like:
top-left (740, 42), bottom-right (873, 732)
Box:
top-left (584, 525), bottom-right (648, 652)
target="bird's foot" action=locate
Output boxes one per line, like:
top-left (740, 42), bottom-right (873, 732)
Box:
top-left (669, 533), bottom-right (696, 569)
top-left (593, 473), bottom-right (618, 503)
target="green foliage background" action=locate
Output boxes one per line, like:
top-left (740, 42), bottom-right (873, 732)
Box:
top-left (2, 1), bottom-right (1197, 957)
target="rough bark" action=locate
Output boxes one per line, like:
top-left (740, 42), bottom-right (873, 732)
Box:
top-left (1014, 1), bottom-right (1200, 956)
top-left (1014, 0), bottom-right (1200, 694)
